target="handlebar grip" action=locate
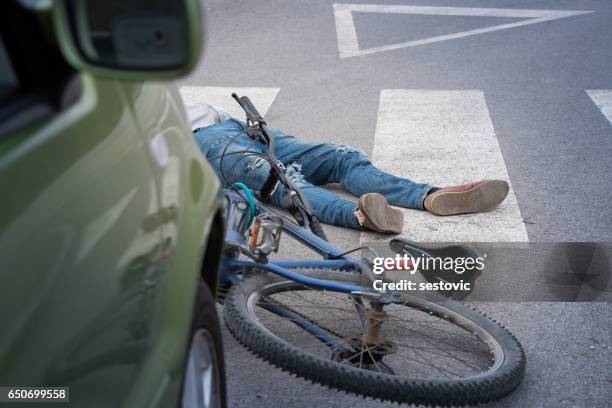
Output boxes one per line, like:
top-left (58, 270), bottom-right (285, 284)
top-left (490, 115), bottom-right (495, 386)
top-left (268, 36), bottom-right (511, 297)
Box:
top-left (232, 93), bottom-right (264, 123)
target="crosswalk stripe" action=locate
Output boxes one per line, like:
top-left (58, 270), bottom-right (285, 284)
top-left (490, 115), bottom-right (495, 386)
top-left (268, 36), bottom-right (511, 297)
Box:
top-left (366, 89), bottom-right (528, 242)
top-left (179, 86), bottom-right (280, 120)
top-left (586, 90), bottom-right (612, 126)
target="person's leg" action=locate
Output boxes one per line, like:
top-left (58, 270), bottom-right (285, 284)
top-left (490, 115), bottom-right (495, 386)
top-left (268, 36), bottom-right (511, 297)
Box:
top-left (271, 130), bottom-right (509, 217)
top-left (279, 164), bottom-right (361, 229)
top-left (285, 141), bottom-right (509, 215)
top-left (196, 124), bottom-right (405, 231)
top-left (274, 166), bottom-right (402, 233)
top-left (204, 135), bottom-right (361, 229)
top-left (273, 136), bottom-right (434, 209)
top-left (193, 118), bottom-right (278, 190)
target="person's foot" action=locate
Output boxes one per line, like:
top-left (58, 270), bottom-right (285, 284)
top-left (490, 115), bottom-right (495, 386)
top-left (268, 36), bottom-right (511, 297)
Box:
top-left (356, 193), bottom-right (403, 234)
top-left (424, 180), bottom-right (509, 216)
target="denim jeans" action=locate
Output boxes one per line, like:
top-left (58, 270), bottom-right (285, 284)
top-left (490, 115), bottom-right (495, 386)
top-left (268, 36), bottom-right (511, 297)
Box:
top-left (194, 119), bottom-right (433, 230)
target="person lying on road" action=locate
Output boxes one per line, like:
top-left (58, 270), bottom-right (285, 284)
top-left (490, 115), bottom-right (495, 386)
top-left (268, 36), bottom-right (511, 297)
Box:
top-left (187, 101), bottom-right (509, 234)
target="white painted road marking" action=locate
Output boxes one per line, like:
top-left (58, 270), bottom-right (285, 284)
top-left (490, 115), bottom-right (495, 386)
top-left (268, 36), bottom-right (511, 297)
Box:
top-left (586, 90), bottom-right (612, 126)
top-left (367, 90), bottom-right (528, 242)
top-left (179, 86), bottom-right (280, 120)
top-left (333, 4), bottom-right (593, 58)
top-left (180, 86), bottom-right (527, 242)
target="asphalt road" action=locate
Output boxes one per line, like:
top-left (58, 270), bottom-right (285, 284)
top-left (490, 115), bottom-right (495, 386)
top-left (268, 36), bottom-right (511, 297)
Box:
top-left (179, 0), bottom-right (612, 406)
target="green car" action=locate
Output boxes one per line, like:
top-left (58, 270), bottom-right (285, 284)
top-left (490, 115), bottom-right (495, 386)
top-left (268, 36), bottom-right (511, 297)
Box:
top-left (0, 1), bottom-right (227, 407)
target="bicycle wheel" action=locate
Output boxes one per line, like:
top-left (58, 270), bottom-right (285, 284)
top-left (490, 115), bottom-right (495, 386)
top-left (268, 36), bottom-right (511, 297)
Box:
top-left (223, 270), bottom-right (525, 406)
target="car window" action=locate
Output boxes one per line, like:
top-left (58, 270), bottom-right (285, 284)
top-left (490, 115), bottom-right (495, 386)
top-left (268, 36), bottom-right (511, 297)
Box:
top-left (0, 2), bottom-right (79, 139)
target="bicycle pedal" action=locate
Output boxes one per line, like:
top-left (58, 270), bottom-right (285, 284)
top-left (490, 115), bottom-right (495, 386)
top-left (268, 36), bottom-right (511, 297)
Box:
top-left (249, 213), bottom-right (283, 256)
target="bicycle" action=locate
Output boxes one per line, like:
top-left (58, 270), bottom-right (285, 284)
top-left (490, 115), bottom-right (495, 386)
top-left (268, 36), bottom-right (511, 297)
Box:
top-left (217, 94), bottom-right (526, 406)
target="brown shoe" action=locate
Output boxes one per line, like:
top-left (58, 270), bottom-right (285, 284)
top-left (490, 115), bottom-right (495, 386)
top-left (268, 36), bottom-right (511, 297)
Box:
top-left (424, 180), bottom-right (509, 216)
top-left (356, 193), bottom-right (403, 234)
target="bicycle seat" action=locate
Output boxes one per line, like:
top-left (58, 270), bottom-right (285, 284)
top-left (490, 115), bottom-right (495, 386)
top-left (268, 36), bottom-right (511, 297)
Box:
top-left (388, 238), bottom-right (483, 299)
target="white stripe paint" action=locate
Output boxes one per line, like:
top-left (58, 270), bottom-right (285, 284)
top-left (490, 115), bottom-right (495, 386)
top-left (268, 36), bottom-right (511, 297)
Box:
top-left (586, 90), bottom-right (612, 126)
top-left (366, 90), bottom-right (528, 242)
top-left (333, 4), bottom-right (593, 58)
top-left (179, 86), bottom-right (280, 120)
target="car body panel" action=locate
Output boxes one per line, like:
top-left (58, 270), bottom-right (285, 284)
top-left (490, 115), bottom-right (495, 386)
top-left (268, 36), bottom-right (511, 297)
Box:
top-left (118, 81), bottom-right (224, 407)
top-left (0, 70), bottom-right (223, 407)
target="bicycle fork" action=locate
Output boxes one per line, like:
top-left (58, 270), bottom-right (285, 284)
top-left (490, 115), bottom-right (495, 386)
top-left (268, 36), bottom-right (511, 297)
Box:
top-left (363, 303), bottom-right (389, 346)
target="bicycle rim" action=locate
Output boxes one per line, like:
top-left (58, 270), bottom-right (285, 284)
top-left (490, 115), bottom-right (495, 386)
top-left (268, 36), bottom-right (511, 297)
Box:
top-left (224, 272), bottom-right (525, 405)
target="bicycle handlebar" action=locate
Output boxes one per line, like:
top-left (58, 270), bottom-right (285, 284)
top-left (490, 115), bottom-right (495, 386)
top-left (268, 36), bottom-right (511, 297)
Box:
top-left (231, 93), bottom-right (328, 241)
top-left (232, 93), bottom-right (265, 124)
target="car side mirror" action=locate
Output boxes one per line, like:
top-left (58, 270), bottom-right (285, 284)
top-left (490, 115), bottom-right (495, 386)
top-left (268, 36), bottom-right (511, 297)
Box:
top-left (53, 0), bottom-right (204, 80)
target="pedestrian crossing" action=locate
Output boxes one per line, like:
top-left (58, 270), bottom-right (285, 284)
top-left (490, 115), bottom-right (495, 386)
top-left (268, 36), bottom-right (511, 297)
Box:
top-left (179, 86), bottom-right (280, 119)
top-left (371, 90), bottom-right (527, 242)
top-left (180, 86), bottom-right (612, 243)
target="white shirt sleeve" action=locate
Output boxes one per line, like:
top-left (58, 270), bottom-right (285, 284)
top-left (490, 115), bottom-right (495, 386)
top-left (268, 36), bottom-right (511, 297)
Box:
top-left (184, 101), bottom-right (233, 130)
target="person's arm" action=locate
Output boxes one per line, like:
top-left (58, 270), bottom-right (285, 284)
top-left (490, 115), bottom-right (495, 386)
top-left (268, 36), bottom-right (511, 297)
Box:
top-left (185, 102), bottom-right (233, 130)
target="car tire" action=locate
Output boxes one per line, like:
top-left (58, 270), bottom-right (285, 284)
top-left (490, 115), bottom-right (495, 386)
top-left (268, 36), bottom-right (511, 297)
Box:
top-left (179, 280), bottom-right (227, 408)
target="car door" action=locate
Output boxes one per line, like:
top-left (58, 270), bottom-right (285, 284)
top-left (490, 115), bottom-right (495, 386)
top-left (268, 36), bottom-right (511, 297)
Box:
top-left (114, 80), bottom-right (226, 408)
top-left (0, 69), bottom-right (165, 407)
top-left (122, 79), bottom-right (224, 295)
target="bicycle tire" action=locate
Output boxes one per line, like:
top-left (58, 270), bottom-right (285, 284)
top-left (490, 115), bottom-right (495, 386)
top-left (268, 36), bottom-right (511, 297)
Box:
top-left (223, 270), bottom-right (525, 406)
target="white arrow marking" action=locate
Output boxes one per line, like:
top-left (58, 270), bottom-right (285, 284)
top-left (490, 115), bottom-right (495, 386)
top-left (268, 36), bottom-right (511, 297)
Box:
top-left (333, 4), bottom-right (593, 58)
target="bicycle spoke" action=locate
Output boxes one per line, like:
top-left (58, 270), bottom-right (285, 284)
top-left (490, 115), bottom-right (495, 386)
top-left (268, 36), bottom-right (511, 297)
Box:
top-left (394, 342), bottom-right (489, 372)
top-left (250, 282), bottom-right (500, 381)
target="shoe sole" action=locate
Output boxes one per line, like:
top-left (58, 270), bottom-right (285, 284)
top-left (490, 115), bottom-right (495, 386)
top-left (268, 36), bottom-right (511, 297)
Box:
top-left (358, 193), bottom-right (404, 234)
top-left (427, 180), bottom-right (509, 216)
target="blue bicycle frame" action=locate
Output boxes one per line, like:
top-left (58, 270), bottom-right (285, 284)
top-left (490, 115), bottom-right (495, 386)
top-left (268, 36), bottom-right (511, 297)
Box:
top-left (219, 189), bottom-right (391, 350)
top-left (219, 190), bottom-right (376, 294)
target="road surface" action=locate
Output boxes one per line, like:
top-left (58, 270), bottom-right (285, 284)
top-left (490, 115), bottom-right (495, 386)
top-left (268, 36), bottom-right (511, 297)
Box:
top-left (178, 1), bottom-right (612, 406)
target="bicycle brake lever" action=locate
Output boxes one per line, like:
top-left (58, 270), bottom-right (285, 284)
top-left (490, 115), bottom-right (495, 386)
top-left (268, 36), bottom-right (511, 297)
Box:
top-left (245, 127), bottom-right (262, 142)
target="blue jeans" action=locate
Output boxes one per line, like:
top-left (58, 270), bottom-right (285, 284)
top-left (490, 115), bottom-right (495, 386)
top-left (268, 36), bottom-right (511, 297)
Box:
top-left (194, 119), bottom-right (433, 230)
